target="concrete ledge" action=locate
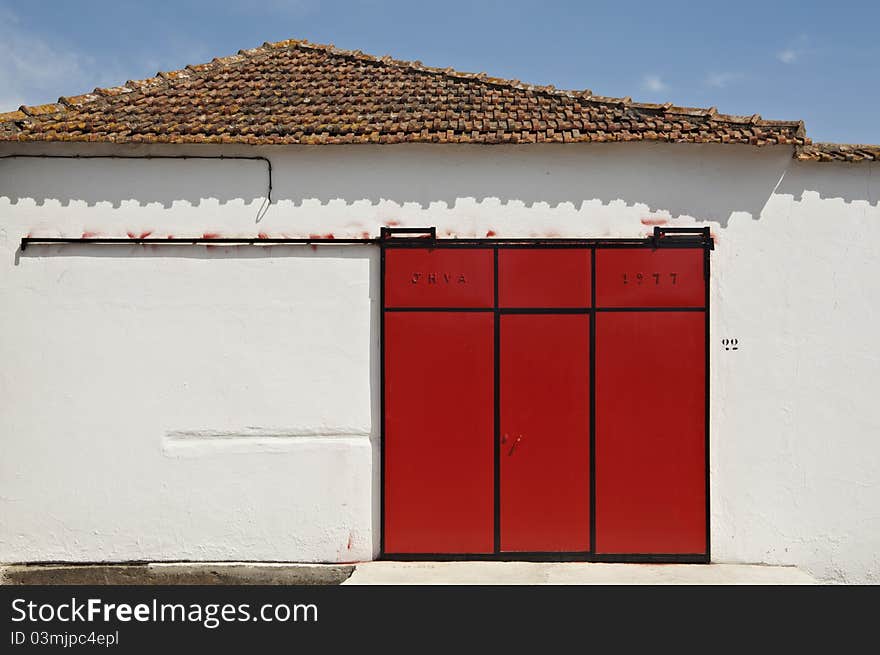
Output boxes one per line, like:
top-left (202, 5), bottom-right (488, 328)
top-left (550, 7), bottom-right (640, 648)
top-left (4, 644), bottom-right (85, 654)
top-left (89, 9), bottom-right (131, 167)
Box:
top-left (1, 563), bottom-right (355, 586)
top-left (343, 561), bottom-right (820, 585)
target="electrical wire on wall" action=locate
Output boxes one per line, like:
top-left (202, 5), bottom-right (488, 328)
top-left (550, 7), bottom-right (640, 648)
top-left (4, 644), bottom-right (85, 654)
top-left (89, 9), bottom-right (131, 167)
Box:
top-left (0, 152), bottom-right (274, 221)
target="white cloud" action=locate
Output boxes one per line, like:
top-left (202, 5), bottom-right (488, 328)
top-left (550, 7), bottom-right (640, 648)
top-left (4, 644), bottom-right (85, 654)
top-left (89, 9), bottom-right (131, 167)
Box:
top-left (705, 71), bottom-right (744, 88)
top-left (777, 35), bottom-right (811, 65)
top-left (777, 49), bottom-right (799, 64)
top-left (0, 8), bottom-right (112, 111)
top-left (641, 74), bottom-right (668, 93)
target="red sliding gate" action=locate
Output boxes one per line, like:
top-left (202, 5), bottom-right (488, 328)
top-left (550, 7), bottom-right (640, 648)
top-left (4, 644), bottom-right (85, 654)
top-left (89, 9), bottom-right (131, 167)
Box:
top-left (381, 227), bottom-right (711, 562)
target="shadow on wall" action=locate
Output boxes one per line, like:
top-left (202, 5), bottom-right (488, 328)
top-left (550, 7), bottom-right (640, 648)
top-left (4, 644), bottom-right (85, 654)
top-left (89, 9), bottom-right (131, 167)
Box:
top-left (777, 160), bottom-right (878, 206)
top-left (0, 156), bottom-right (270, 210)
top-left (1, 143), bottom-right (877, 228)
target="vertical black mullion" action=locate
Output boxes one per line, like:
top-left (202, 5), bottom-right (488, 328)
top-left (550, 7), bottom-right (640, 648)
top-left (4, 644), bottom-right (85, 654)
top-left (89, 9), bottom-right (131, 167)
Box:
top-left (589, 246), bottom-right (597, 554)
top-left (493, 247), bottom-right (501, 554)
top-left (704, 238), bottom-right (711, 560)
top-left (379, 244), bottom-right (386, 558)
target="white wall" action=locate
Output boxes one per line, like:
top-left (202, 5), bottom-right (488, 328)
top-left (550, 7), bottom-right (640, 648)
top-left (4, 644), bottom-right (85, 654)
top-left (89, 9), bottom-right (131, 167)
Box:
top-left (1, 141), bottom-right (878, 581)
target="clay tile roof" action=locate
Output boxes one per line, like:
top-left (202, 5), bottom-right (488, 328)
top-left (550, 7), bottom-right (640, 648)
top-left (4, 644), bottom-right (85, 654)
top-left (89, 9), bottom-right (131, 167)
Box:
top-left (0, 37), bottom-right (865, 154)
top-left (795, 143), bottom-right (880, 163)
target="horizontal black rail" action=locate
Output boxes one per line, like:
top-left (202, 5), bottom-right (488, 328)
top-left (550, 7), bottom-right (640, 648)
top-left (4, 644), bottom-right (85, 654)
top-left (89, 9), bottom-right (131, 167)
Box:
top-left (20, 237), bottom-right (379, 250)
top-left (20, 232), bottom-right (714, 251)
top-left (380, 238), bottom-right (709, 248)
top-left (383, 306), bottom-right (706, 312)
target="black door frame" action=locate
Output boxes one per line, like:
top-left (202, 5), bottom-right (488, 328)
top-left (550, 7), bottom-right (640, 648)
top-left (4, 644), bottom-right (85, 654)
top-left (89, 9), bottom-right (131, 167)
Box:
top-left (379, 226), bottom-right (713, 563)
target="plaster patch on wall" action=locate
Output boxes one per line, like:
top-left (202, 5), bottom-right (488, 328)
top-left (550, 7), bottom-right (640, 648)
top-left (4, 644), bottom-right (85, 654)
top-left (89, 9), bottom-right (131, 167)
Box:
top-left (163, 427), bottom-right (370, 457)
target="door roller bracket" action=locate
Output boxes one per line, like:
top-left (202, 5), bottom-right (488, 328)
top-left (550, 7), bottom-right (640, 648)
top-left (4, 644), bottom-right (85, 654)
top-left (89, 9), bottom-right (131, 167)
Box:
top-left (380, 226), bottom-right (437, 243)
top-left (652, 226), bottom-right (713, 250)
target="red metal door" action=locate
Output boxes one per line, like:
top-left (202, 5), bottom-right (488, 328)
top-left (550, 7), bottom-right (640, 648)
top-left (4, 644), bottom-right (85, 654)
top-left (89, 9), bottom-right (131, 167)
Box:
top-left (383, 240), bottom-right (708, 560)
top-left (383, 248), bottom-right (495, 554)
top-left (595, 248), bottom-right (706, 555)
top-left (499, 314), bottom-right (590, 552)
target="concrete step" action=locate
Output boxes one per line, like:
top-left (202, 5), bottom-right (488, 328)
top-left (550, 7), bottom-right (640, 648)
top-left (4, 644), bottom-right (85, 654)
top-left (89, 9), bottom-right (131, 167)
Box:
top-left (1, 561), bottom-right (818, 585)
top-left (343, 562), bottom-right (818, 585)
top-left (343, 561), bottom-right (819, 585)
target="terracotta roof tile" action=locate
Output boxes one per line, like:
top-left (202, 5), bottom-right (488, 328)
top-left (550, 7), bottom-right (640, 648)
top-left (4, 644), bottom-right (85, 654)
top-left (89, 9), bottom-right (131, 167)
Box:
top-left (0, 37), bottom-right (867, 156)
top-left (796, 143), bottom-right (880, 163)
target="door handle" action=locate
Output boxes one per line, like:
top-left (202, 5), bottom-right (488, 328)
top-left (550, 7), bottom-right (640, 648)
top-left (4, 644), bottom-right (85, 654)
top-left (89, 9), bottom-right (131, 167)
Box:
top-left (507, 434), bottom-right (523, 456)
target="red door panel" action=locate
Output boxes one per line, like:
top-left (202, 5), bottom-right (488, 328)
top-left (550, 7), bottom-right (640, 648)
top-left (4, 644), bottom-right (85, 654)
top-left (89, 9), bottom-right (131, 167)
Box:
top-left (595, 311), bottom-right (706, 554)
top-left (499, 249), bottom-right (591, 308)
top-left (500, 314), bottom-right (590, 552)
top-left (384, 311), bottom-right (494, 553)
top-left (596, 248), bottom-right (704, 307)
top-left (384, 248), bottom-right (494, 308)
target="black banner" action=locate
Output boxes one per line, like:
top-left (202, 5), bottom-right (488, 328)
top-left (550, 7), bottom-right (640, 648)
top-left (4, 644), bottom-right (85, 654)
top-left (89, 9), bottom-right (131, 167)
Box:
top-left (1, 585), bottom-right (875, 650)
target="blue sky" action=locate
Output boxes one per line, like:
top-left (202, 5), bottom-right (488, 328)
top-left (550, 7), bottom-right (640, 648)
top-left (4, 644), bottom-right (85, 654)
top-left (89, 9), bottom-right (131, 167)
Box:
top-left (1, 0), bottom-right (877, 143)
